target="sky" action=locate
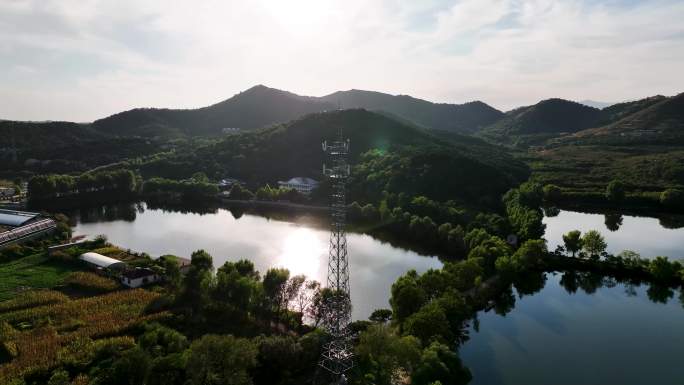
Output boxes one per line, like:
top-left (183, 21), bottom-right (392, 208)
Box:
top-left (1, 0), bottom-right (683, 122)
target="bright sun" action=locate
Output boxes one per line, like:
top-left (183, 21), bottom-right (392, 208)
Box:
top-left (276, 227), bottom-right (325, 279)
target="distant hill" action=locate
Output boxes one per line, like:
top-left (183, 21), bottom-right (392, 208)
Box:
top-left (0, 121), bottom-right (102, 150)
top-left (599, 95), bottom-right (669, 124)
top-left (479, 99), bottom-right (604, 145)
top-left (0, 120), bottom-right (158, 175)
top-left (91, 86), bottom-right (503, 137)
top-left (320, 89), bottom-right (503, 133)
top-left (566, 93), bottom-right (684, 144)
top-left (149, 109), bottom-right (527, 203)
top-left (92, 85), bottom-right (335, 137)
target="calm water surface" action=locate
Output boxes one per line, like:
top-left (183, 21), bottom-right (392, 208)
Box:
top-left (461, 273), bottom-right (684, 385)
top-left (462, 209), bottom-right (684, 384)
top-left (72, 204), bottom-right (441, 320)
top-left (73, 204), bottom-right (684, 383)
top-left (544, 210), bottom-right (684, 259)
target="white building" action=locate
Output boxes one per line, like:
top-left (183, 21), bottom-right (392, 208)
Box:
top-left (277, 177), bottom-right (320, 195)
top-left (121, 268), bottom-right (159, 288)
top-left (79, 252), bottom-right (126, 271)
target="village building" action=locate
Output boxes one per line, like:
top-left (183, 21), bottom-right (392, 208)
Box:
top-left (277, 177), bottom-right (320, 195)
top-left (121, 268), bottom-right (159, 288)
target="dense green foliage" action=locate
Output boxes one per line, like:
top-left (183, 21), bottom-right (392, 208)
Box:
top-left (142, 178), bottom-right (218, 203)
top-left (0, 121), bottom-right (160, 179)
top-left (127, 110), bottom-right (526, 204)
top-left (28, 170), bottom-right (138, 203)
top-left (502, 182), bottom-right (545, 241)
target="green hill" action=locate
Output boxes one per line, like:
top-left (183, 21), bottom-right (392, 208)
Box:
top-left (480, 98), bottom-right (604, 145)
top-left (0, 120), bottom-right (159, 177)
top-left (321, 89), bottom-right (503, 133)
top-left (91, 86), bottom-right (504, 138)
top-left (143, 109), bottom-right (527, 205)
top-left (563, 93), bottom-right (684, 145)
top-left (92, 85), bottom-right (335, 137)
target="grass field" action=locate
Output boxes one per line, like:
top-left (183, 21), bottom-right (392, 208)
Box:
top-left (0, 253), bottom-right (79, 301)
top-left (523, 145), bottom-right (684, 193)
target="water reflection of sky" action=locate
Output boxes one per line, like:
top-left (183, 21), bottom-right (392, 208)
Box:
top-left (461, 273), bottom-right (684, 385)
top-left (73, 206), bottom-right (442, 320)
top-left (544, 210), bottom-right (684, 259)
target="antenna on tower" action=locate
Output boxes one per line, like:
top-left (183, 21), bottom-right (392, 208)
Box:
top-left (319, 130), bottom-right (353, 379)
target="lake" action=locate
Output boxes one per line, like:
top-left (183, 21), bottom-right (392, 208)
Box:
top-left (460, 272), bottom-right (684, 385)
top-left (71, 203), bottom-right (442, 320)
top-left (72, 203), bottom-right (684, 383)
top-left (461, 208), bottom-right (684, 385)
top-left (544, 209), bottom-right (684, 259)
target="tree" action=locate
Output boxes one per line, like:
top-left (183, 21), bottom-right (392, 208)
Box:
top-left (467, 236), bottom-right (511, 274)
top-left (542, 184), bottom-right (562, 202)
top-left (105, 347), bottom-right (151, 385)
top-left (604, 214), bottom-right (623, 232)
top-left (562, 230), bottom-right (582, 257)
top-left (229, 184), bottom-right (254, 200)
top-left (369, 309), bottom-right (393, 323)
top-left (649, 256), bottom-right (680, 283)
top-left (463, 228), bottom-right (490, 251)
top-left (606, 180), bottom-right (626, 202)
top-left (355, 324), bottom-right (421, 385)
top-left (47, 369), bottom-right (70, 385)
top-left (185, 335), bottom-right (257, 385)
top-left (160, 256), bottom-right (182, 291)
top-left (263, 268), bottom-right (290, 319)
top-left (660, 188), bottom-right (684, 210)
top-left (148, 353), bottom-right (186, 385)
top-left (411, 342), bottom-right (472, 385)
top-left (180, 250), bottom-right (215, 313)
top-left (139, 324), bottom-right (188, 357)
top-left (443, 259), bottom-right (483, 292)
top-left (192, 172), bottom-right (209, 183)
top-left (581, 230), bottom-right (607, 259)
top-left (510, 239), bottom-right (547, 270)
top-left (517, 181), bottom-right (544, 207)
top-left (403, 302), bottom-right (452, 345)
top-left (390, 270), bottom-right (426, 323)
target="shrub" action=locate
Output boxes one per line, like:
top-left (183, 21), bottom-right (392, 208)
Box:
top-left (660, 189), bottom-right (684, 210)
top-left (605, 180), bottom-right (626, 202)
top-left (542, 184), bottom-right (563, 202)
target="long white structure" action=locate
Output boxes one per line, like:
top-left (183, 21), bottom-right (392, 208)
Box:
top-left (79, 252), bottom-right (126, 270)
top-left (277, 177), bottom-right (320, 195)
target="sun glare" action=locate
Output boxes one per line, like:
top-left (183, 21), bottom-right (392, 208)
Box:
top-left (275, 227), bottom-right (326, 279)
top-left (260, 0), bottom-right (332, 34)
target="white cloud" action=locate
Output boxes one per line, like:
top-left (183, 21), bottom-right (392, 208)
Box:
top-left (0, 0), bottom-right (683, 121)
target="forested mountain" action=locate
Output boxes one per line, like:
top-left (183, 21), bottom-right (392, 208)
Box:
top-left (92, 85), bottom-right (335, 137)
top-left (0, 120), bottom-right (102, 149)
top-left (0, 120), bottom-right (160, 177)
top-left (480, 99), bottom-right (605, 143)
top-left (566, 93), bottom-right (684, 143)
top-left (320, 89), bottom-right (504, 133)
top-left (92, 86), bottom-right (503, 137)
top-left (137, 109), bottom-right (528, 205)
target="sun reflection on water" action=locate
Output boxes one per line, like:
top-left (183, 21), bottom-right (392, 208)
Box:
top-left (275, 227), bottom-right (326, 279)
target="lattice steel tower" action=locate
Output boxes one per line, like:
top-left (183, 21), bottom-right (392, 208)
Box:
top-left (319, 131), bottom-right (353, 379)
